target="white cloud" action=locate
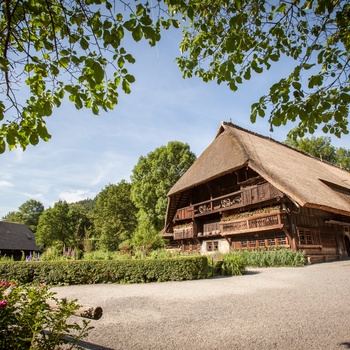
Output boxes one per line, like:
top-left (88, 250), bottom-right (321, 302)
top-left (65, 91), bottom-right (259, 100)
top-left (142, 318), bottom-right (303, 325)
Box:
top-left (22, 192), bottom-right (45, 201)
top-left (0, 180), bottom-right (13, 188)
top-left (58, 189), bottom-right (97, 203)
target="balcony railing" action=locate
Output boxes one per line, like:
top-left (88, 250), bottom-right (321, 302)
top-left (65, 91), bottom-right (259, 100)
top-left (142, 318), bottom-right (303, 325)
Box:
top-left (173, 182), bottom-right (283, 222)
top-left (220, 210), bottom-right (288, 236)
top-left (173, 226), bottom-right (194, 240)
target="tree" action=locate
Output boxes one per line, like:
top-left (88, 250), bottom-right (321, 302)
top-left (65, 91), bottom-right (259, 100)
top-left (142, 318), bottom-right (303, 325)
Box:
top-left (35, 200), bottom-right (83, 249)
top-left (93, 181), bottom-right (137, 251)
top-left (335, 147), bottom-right (350, 171)
top-left (18, 199), bottom-right (45, 232)
top-left (2, 211), bottom-right (22, 223)
top-left (2, 199), bottom-right (44, 232)
top-left (285, 134), bottom-right (350, 170)
top-left (131, 210), bottom-right (166, 253)
top-left (1, 1), bottom-right (349, 153)
top-left (174, 0), bottom-right (350, 138)
top-left (130, 141), bottom-right (196, 231)
top-left (68, 202), bottom-right (94, 252)
top-left (74, 198), bottom-right (97, 212)
top-left (0, 0), bottom-right (177, 153)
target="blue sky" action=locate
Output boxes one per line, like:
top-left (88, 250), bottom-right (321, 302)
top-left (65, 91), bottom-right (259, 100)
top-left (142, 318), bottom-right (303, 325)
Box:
top-left (1, 28), bottom-right (349, 218)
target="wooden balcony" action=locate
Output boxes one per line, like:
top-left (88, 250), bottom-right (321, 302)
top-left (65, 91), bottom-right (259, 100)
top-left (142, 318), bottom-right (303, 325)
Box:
top-left (174, 206), bottom-right (194, 221)
top-left (173, 226), bottom-right (194, 240)
top-left (220, 210), bottom-right (288, 236)
top-left (173, 182), bottom-right (283, 222)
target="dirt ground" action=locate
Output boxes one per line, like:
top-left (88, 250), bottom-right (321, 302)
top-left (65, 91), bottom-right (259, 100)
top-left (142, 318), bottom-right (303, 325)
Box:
top-left (52, 260), bottom-right (350, 350)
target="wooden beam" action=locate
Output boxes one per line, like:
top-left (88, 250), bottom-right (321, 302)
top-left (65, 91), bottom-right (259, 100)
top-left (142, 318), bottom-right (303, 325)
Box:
top-left (46, 300), bottom-right (103, 320)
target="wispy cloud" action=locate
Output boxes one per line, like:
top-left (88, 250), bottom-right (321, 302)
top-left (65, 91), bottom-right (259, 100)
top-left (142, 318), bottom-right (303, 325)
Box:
top-left (0, 180), bottom-right (13, 188)
top-left (59, 189), bottom-right (97, 203)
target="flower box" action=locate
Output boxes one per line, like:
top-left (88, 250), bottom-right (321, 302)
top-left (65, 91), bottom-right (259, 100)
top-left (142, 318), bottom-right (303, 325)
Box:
top-left (220, 209), bottom-right (287, 235)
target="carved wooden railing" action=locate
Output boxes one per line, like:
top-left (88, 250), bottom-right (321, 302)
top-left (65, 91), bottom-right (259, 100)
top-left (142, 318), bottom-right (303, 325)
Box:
top-left (173, 182), bottom-right (283, 222)
top-left (173, 226), bottom-right (194, 240)
top-left (220, 210), bottom-right (288, 236)
top-left (194, 192), bottom-right (242, 216)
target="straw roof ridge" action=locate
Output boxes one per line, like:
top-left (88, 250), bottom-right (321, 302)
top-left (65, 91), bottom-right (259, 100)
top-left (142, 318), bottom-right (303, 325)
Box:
top-left (220, 121), bottom-right (343, 171)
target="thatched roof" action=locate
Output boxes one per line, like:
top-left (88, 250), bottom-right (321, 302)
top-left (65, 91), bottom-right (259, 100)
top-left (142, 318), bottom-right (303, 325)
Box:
top-left (167, 122), bottom-right (350, 218)
top-left (0, 222), bottom-right (40, 251)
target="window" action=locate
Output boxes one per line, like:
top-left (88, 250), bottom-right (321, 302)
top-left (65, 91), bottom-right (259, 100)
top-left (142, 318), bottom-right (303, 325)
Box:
top-left (258, 238), bottom-right (265, 247)
top-left (231, 232), bottom-right (288, 249)
top-left (248, 238), bottom-right (256, 248)
top-left (266, 233), bottom-right (276, 246)
top-left (298, 228), bottom-right (319, 245)
top-left (206, 241), bottom-right (219, 251)
top-left (277, 232), bottom-right (287, 245)
top-left (241, 236), bottom-right (248, 248)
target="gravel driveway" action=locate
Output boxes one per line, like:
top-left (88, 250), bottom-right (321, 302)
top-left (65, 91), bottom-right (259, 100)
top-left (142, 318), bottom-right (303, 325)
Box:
top-left (52, 260), bottom-right (350, 350)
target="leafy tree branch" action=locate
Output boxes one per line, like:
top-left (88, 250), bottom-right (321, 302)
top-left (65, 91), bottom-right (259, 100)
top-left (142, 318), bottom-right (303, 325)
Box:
top-left (0, 0), bottom-right (176, 152)
top-left (0, 0), bottom-right (349, 154)
top-left (174, 0), bottom-right (349, 138)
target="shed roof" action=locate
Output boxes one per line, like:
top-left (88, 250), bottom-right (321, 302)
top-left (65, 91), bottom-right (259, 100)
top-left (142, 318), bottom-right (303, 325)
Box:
top-left (0, 222), bottom-right (40, 251)
top-left (167, 122), bottom-right (350, 217)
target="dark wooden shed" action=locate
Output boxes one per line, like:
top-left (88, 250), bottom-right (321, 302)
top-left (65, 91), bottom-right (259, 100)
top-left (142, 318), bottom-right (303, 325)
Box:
top-left (0, 221), bottom-right (41, 260)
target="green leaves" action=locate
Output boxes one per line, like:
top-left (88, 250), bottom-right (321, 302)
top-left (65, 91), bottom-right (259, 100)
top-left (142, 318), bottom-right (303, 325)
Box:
top-left (308, 74), bottom-right (323, 89)
top-left (92, 61), bottom-right (104, 83)
top-left (122, 3), bottom-right (161, 46)
top-left (130, 141), bottom-right (196, 231)
top-left (0, 282), bottom-right (92, 349)
top-left (174, 0), bottom-right (349, 138)
top-left (94, 181), bottom-right (138, 251)
top-left (0, 0), bottom-right (165, 152)
top-left (0, 138), bottom-right (5, 154)
top-left (1, 0), bottom-right (349, 152)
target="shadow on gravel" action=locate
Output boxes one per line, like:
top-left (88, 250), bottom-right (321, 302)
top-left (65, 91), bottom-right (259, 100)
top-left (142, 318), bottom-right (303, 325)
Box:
top-left (340, 342), bottom-right (350, 349)
top-left (65, 336), bottom-right (114, 350)
top-left (243, 270), bottom-right (261, 275)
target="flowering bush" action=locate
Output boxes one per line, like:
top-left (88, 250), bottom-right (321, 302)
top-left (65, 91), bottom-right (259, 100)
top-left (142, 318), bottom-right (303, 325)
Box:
top-left (221, 206), bottom-right (281, 222)
top-left (173, 222), bottom-right (193, 229)
top-left (24, 251), bottom-right (40, 262)
top-left (0, 281), bottom-right (92, 349)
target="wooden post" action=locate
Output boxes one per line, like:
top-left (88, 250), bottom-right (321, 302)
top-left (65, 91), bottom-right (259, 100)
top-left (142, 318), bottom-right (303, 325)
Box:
top-left (46, 300), bottom-right (103, 320)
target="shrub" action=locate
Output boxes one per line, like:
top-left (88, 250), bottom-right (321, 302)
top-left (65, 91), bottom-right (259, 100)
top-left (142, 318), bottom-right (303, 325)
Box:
top-left (149, 249), bottom-right (182, 259)
top-left (237, 248), bottom-right (306, 267)
top-left (0, 256), bottom-right (209, 285)
top-left (0, 282), bottom-right (92, 349)
top-left (0, 254), bottom-right (13, 262)
top-left (82, 250), bottom-right (128, 261)
top-left (221, 254), bottom-right (245, 276)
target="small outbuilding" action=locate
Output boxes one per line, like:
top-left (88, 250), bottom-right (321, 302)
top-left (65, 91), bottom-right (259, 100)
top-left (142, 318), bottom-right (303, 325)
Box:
top-left (0, 221), bottom-right (41, 260)
top-left (164, 122), bottom-right (350, 263)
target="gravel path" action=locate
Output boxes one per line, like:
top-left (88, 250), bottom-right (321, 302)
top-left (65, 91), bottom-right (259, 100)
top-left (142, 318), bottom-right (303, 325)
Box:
top-left (52, 260), bottom-right (350, 350)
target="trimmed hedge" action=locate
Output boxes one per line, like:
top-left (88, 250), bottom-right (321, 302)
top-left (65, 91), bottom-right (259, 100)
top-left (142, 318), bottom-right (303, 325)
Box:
top-left (0, 256), bottom-right (208, 285)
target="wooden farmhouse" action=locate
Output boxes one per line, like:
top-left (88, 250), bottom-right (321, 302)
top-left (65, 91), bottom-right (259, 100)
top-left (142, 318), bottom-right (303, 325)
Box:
top-left (164, 122), bottom-right (350, 263)
top-left (0, 221), bottom-right (40, 260)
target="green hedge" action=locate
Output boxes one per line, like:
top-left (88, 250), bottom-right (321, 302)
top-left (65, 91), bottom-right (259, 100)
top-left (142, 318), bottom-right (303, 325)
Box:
top-left (0, 256), bottom-right (208, 285)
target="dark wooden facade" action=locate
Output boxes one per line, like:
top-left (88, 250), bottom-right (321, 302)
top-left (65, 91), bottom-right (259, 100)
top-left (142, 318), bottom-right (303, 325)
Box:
top-left (167, 169), bottom-right (350, 262)
top-left (164, 123), bottom-right (350, 263)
